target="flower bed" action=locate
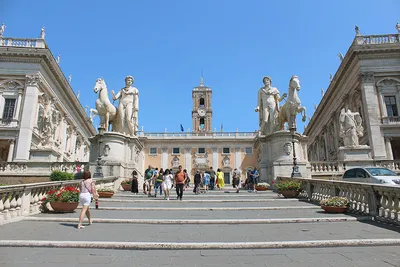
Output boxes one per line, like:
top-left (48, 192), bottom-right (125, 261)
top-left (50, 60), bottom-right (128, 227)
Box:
top-left (320, 197), bottom-right (349, 213)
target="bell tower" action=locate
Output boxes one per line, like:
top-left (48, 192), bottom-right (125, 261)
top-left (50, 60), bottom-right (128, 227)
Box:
top-left (192, 78), bottom-right (212, 132)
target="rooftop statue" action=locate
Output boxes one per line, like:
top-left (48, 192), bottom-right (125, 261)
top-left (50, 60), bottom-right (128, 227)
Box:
top-left (0, 23), bottom-right (5, 37)
top-left (255, 76), bottom-right (286, 135)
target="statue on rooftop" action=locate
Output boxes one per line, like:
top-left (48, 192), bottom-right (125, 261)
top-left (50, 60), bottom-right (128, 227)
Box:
top-left (40, 27), bottom-right (45, 39)
top-left (0, 23), bottom-right (5, 37)
top-left (355, 25), bottom-right (360, 36)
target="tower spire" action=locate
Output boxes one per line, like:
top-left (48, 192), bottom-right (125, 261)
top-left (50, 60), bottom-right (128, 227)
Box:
top-left (200, 67), bottom-right (204, 86)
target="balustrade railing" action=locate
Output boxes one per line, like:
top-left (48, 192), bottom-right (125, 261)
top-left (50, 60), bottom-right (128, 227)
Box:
top-left (309, 160), bottom-right (400, 176)
top-left (0, 37), bottom-right (46, 48)
top-left (0, 162), bottom-right (88, 175)
top-left (0, 176), bottom-right (117, 224)
top-left (310, 161), bottom-right (343, 173)
top-left (138, 131), bottom-right (257, 138)
top-left (361, 34), bottom-right (399, 44)
top-left (277, 177), bottom-right (400, 225)
top-left (381, 116), bottom-right (400, 124)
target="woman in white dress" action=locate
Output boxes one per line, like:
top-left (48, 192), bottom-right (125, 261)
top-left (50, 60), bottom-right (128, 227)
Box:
top-left (162, 169), bottom-right (173, 200)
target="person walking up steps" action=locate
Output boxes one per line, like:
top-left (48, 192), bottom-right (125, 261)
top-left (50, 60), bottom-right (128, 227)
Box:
top-left (174, 165), bottom-right (186, 201)
top-left (155, 168), bottom-right (164, 197)
top-left (209, 167), bottom-right (216, 190)
top-left (144, 165), bottom-right (154, 195)
top-left (77, 170), bottom-right (98, 229)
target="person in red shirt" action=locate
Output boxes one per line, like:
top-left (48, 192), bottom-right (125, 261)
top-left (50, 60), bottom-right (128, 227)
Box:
top-left (174, 165), bottom-right (187, 201)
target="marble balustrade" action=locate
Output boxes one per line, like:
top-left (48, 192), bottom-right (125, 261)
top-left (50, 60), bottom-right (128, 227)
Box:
top-left (277, 177), bottom-right (400, 225)
top-left (0, 176), bottom-right (117, 224)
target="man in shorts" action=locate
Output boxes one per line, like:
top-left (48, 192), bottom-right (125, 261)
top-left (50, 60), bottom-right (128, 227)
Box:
top-left (251, 168), bottom-right (259, 192)
top-left (144, 165), bottom-right (154, 196)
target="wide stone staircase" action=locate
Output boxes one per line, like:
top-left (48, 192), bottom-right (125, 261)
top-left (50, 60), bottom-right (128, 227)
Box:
top-left (0, 188), bottom-right (400, 267)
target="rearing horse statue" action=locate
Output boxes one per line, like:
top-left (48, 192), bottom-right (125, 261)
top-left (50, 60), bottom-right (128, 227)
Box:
top-left (278, 75), bottom-right (306, 130)
top-left (92, 78), bottom-right (120, 132)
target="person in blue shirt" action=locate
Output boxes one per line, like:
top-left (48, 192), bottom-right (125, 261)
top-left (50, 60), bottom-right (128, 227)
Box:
top-left (251, 168), bottom-right (259, 192)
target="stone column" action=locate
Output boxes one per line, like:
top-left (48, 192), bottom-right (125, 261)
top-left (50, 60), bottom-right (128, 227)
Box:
top-left (57, 115), bottom-right (66, 161)
top-left (184, 147), bottom-right (191, 175)
top-left (234, 147), bottom-right (241, 169)
top-left (14, 74), bottom-right (40, 161)
top-left (13, 89), bottom-right (23, 121)
top-left (70, 129), bottom-right (77, 159)
top-left (360, 72), bottom-right (386, 159)
top-left (7, 139), bottom-right (15, 162)
top-left (385, 137), bottom-right (394, 160)
top-left (161, 147), bottom-right (168, 170)
top-left (212, 147), bottom-right (218, 170)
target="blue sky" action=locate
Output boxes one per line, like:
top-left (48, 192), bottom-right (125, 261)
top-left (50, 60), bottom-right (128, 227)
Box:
top-left (1, 1), bottom-right (399, 133)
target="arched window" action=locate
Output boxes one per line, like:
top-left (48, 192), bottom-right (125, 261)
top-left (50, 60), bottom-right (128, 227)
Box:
top-left (200, 118), bottom-right (205, 130)
top-left (199, 98), bottom-right (205, 107)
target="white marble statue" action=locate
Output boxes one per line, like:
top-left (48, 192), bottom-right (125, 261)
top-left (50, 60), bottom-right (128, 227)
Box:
top-left (278, 75), bottom-right (306, 130)
top-left (255, 76), bottom-right (286, 135)
top-left (396, 22), bottom-right (400, 34)
top-left (0, 23), bottom-right (5, 37)
top-left (339, 108), bottom-right (364, 147)
top-left (338, 52), bottom-right (344, 61)
top-left (40, 27), bottom-right (45, 39)
top-left (355, 25), bottom-right (360, 36)
top-left (111, 76), bottom-right (139, 136)
top-left (92, 78), bottom-right (120, 131)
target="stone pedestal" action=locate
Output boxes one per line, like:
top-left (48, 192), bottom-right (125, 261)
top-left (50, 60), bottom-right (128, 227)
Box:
top-left (338, 145), bottom-right (373, 167)
top-left (89, 131), bottom-right (144, 183)
top-left (254, 130), bottom-right (310, 185)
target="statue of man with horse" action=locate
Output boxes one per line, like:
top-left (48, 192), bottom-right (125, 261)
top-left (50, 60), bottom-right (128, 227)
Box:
top-left (255, 75), bottom-right (306, 135)
top-left (91, 76), bottom-right (139, 136)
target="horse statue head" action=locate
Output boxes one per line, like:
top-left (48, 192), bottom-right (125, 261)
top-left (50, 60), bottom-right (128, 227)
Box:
top-left (94, 78), bottom-right (106, 94)
top-left (289, 75), bottom-right (301, 93)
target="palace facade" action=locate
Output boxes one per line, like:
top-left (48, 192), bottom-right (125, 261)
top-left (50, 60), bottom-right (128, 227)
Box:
top-left (305, 28), bottom-right (400, 165)
top-left (0, 33), bottom-right (95, 177)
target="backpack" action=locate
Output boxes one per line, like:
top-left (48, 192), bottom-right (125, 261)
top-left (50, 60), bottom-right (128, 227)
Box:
top-left (145, 169), bottom-right (153, 179)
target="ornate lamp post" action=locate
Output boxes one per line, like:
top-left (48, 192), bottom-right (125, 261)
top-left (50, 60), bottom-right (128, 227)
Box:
top-left (290, 127), bottom-right (302, 178)
top-left (93, 127), bottom-right (105, 178)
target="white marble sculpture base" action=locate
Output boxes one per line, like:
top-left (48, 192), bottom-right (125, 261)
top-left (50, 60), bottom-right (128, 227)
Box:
top-left (89, 131), bottom-right (144, 182)
top-left (254, 130), bottom-right (311, 185)
top-left (338, 146), bottom-right (373, 167)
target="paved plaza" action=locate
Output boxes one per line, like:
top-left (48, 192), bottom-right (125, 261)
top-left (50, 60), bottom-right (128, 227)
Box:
top-left (1, 189), bottom-right (400, 267)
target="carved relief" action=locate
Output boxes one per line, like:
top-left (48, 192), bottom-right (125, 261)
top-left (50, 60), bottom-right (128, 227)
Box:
top-left (193, 151), bottom-right (209, 168)
top-left (26, 74), bottom-right (42, 86)
top-left (37, 95), bottom-right (60, 148)
top-left (283, 142), bottom-right (292, 155)
top-left (360, 72), bottom-right (374, 83)
top-left (103, 144), bottom-right (110, 156)
top-left (171, 156), bottom-right (180, 168)
top-left (222, 156), bottom-right (230, 167)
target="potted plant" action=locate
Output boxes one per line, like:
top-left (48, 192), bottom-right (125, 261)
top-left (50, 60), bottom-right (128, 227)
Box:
top-left (41, 186), bottom-right (80, 212)
top-left (276, 180), bottom-right (301, 198)
top-left (121, 179), bottom-right (131, 191)
top-left (97, 188), bottom-right (115, 198)
top-left (320, 197), bottom-right (349, 213)
top-left (255, 182), bottom-right (270, 191)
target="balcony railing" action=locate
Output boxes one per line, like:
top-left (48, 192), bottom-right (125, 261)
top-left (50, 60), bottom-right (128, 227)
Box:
top-left (277, 177), bottom-right (400, 226)
top-left (0, 37), bottom-right (46, 48)
top-left (382, 116), bottom-right (400, 124)
top-left (309, 160), bottom-right (400, 176)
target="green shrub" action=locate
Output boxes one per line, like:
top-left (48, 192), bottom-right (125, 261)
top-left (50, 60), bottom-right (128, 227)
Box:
top-left (0, 183), bottom-right (7, 186)
top-left (276, 180), bottom-right (301, 191)
top-left (50, 170), bottom-right (74, 181)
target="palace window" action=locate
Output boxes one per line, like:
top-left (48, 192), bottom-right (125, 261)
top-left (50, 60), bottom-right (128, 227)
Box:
top-left (199, 98), bottom-right (205, 107)
top-left (149, 147), bottom-right (157, 155)
top-left (384, 96), bottom-right (399, 117)
top-left (198, 147), bottom-right (205, 154)
top-left (222, 147), bottom-right (230, 154)
top-left (172, 147), bottom-right (180, 154)
top-left (2, 99), bottom-right (16, 120)
top-left (245, 147), bottom-right (253, 154)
